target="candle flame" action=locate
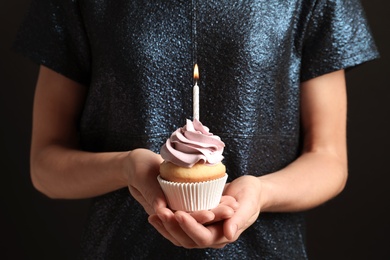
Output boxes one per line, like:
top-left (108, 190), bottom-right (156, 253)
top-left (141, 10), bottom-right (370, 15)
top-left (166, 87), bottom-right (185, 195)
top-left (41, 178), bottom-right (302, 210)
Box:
top-left (193, 64), bottom-right (199, 80)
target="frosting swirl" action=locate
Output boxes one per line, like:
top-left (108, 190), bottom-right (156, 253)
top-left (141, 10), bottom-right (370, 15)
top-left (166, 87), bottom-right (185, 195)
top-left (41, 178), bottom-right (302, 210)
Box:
top-left (160, 119), bottom-right (225, 167)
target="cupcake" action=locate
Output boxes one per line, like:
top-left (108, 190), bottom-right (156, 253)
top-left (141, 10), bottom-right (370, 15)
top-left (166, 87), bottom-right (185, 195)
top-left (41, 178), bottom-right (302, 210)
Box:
top-left (158, 118), bottom-right (228, 212)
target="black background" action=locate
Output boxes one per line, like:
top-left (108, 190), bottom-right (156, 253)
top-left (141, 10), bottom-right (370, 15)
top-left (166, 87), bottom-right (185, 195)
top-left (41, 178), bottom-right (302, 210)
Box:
top-left (1, 0), bottom-right (389, 259)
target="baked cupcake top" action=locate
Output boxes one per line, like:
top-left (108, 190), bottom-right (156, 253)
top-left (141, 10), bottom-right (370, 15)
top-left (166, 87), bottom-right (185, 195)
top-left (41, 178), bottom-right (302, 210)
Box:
top-left (160, 119), bottom-right (225, 168)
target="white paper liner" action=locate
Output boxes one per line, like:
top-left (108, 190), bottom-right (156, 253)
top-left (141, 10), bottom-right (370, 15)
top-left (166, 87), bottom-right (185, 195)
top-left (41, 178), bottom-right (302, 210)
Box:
top-left (157, 174), bottom-right (228, 212)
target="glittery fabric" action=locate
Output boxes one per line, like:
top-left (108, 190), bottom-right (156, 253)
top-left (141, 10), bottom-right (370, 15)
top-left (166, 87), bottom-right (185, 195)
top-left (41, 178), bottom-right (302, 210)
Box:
top-left (15, 0), bottom-right (378, 259)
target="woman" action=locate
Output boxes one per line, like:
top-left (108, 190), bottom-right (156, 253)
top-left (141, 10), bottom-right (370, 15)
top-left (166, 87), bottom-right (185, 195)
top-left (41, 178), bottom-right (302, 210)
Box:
top-left (15, 0), bottom-right (378, 258)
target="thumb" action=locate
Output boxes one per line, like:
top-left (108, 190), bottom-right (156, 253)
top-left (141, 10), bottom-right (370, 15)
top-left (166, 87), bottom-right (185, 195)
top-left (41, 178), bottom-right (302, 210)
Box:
top-left (223, 201), bottom-right (259, 241)
top-left (152, 187), bottom-right (167, 212)
top-left (128, 185), bottom-right (154, 215)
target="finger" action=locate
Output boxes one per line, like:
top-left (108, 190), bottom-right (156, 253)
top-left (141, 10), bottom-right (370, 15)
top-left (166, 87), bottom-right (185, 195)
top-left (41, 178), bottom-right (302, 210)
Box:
top-left (135, 180), bottom-right (167, 214)
top-left (189, 196), bottom-right (239, 225)
top-left (157, 208), bottom-right (198, 248)
top-left (175, 211), bottom-right (228, 247)
top-left (189, 210), bottom-right (215, 224)
top-left (223, 200), bottom-right (260, 241)
top-left (209, 242), bottom-right (230, 249)
top-left (148, 214), bottom-right (181, 246)
top-left (219, 195), bottom-right (240, 210)
top-left (141, 182), bottom-right (167, 212)
top-left (152, 190), bottom-right (168, 212)
top-left (208, 204), bottom-right (235, 222)
top-left (128, 186), bottom-right (154, 215)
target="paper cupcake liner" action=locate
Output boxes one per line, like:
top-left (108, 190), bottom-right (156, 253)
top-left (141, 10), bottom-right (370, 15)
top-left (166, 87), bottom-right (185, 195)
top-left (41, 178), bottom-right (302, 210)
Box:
top-left (157, 174), bottom-right (228, 212)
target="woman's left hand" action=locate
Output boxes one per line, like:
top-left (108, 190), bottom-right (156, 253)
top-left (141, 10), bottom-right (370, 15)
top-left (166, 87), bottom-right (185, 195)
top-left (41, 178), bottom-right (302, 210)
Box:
top-left (148, 175), bottom-right (263, 248)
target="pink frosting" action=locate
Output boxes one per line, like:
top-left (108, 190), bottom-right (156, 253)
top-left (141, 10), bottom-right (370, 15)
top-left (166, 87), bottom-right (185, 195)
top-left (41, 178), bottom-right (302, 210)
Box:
top-left (160, 119), bottom-right (225, 168)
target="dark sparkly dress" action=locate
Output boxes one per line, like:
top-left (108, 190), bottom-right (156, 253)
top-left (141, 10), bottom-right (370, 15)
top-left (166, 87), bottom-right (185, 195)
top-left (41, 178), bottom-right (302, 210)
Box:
top-left (15, 0), bottom-right (378, 259)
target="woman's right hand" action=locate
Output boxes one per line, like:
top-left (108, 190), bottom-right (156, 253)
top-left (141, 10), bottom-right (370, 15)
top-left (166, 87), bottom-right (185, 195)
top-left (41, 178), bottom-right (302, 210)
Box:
top-left (125, 148), bottom-right (166, 215)
top-left (126, 148), bottom-right (239, 222)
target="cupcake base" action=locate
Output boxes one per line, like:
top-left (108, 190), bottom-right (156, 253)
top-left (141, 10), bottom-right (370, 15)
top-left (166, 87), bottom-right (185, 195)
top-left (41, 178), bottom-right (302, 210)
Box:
top-left (157, 174), bottom-right (228, 212)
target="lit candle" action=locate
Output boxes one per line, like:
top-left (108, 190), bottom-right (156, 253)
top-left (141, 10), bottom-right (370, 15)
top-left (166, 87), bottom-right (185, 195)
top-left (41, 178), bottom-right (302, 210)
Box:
top-left (193, 64), bottom-right (199, 120)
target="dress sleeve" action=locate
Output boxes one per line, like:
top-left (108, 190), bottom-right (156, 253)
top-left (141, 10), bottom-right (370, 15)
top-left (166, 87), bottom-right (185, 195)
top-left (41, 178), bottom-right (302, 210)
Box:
top-left (14, 0), bottom-right (91, 86)
top-left (300, 0), bottom-right (379, 82)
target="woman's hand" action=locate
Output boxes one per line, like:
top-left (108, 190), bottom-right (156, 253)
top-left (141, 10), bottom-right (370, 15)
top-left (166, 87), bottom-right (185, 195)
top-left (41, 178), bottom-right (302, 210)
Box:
top-left (222, 175), bottom-right (263, 240)
top-left (125, 148), bottom-right (165, 215)
top-left (125, 149), bottom-right (240, 230)
top-left (148, 175), bottom-right (261, 248)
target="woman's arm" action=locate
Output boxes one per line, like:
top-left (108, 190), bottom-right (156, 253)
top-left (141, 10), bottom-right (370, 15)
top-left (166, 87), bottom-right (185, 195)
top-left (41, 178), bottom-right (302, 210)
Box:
top-left (30, 66), bottom-right (130, 199)
top-left (150, 69), bottom-right (348, 248)
top-left (258, 68), bottom-right (348, 212)
top-left (31, 66), bottom-right (167, 214)
top-left (31, 65), bottom-right (170, 213)
top-left (221, 69), bottom-right (348, 241)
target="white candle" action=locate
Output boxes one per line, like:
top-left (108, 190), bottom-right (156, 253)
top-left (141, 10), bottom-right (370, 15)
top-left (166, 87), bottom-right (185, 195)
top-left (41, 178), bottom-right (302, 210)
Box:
top-left (193, 82), bottom-right (199, 120)
top-left (193, 64), bottom-right (199, 120)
